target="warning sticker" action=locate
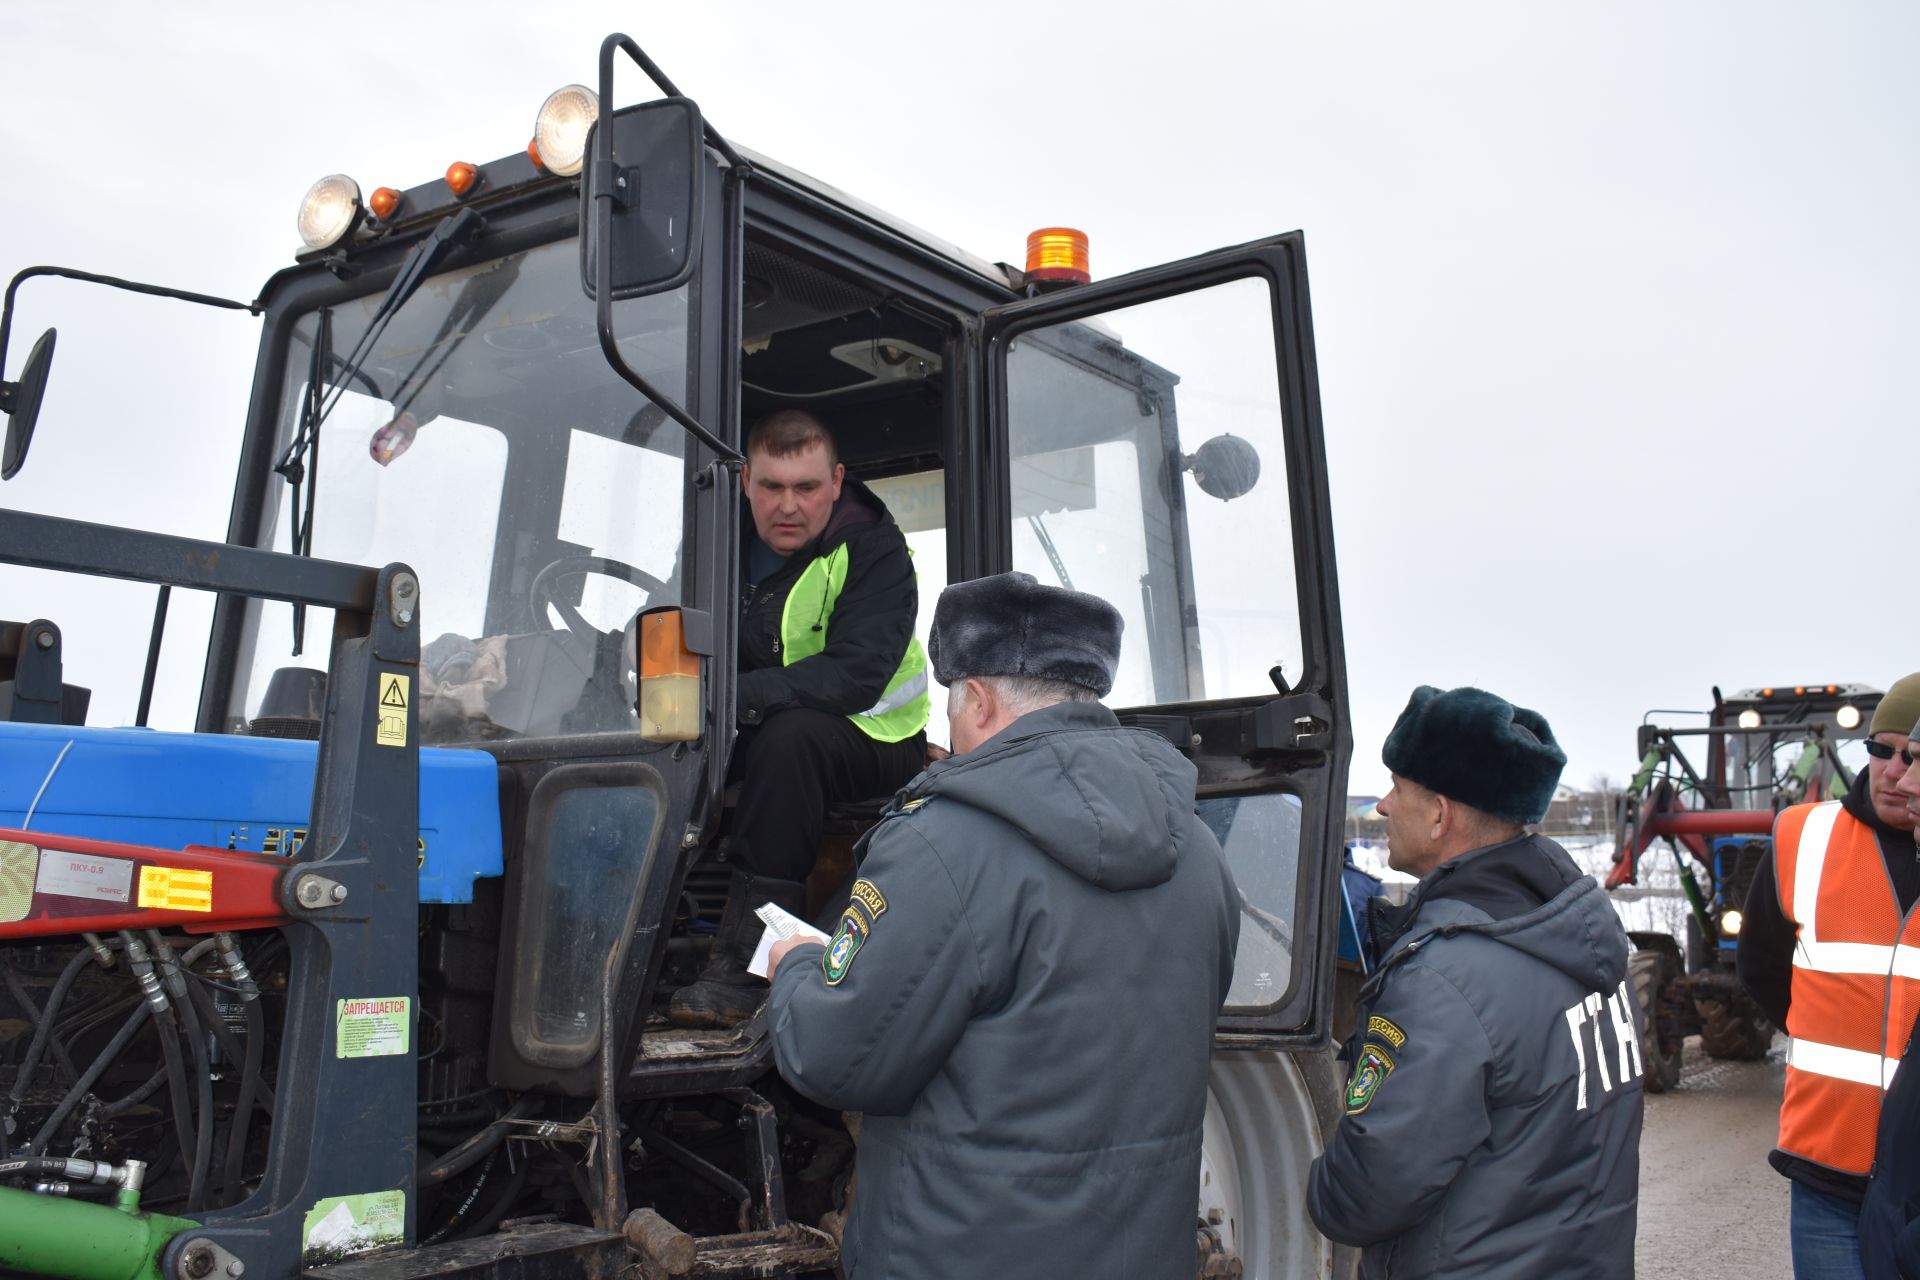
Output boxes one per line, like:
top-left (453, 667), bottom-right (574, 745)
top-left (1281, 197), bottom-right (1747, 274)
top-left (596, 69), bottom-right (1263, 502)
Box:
top-left (138, 866), bottom-right (214, 913)
top-left (337, 997), bottom-right (411, 1058)
top-left (36, 850), bottom-right (134, 904)
top-left (375, 673), bottom-right (409, 748)
top-left (0, 841), bottom-right (35, 923)
top-left (303, 1190), bottom-right (405, 1264)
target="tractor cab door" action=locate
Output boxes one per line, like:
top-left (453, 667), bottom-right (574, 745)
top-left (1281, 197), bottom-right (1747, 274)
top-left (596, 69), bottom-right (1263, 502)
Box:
top-left (978, 236), bottom-right (1349, 1046)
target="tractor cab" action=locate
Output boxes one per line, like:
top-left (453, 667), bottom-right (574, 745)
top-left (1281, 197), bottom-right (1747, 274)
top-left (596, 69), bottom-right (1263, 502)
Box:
top-left (0, 36), bottom-right (1351, 1279)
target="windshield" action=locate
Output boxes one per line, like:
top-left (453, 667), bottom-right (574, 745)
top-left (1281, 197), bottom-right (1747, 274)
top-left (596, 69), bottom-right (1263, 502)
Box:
top-left (227, 235), bottom-right (693, 744)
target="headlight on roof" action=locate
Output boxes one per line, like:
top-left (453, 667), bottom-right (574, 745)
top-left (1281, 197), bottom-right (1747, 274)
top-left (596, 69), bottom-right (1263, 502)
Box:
top-left (1720, 909), bottom-right (1744, 937)
top-left (297, 174), bottom-right (363, 251)
top-left (533, 84), bottom-right (599, 178)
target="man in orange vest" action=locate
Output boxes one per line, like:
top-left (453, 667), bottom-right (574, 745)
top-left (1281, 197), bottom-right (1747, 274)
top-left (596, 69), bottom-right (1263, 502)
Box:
top-left (1739, 672), bottom-right (1920, 1278)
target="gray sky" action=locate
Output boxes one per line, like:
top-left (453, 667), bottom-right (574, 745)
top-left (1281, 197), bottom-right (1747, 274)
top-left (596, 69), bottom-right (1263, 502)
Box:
top-left (2, 1), bottom-right (1916, 795)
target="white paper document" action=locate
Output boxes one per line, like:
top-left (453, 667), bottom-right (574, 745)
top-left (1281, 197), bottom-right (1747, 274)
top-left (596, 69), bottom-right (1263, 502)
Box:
top-left (747, 902), bottom-right (832, 979)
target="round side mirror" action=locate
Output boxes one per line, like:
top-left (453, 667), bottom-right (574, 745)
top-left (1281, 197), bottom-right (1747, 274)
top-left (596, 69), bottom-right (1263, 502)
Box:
top-left (1, 327), bottom-right (58, 481)
top-left (1185, 433), bottom-right (1260, 502)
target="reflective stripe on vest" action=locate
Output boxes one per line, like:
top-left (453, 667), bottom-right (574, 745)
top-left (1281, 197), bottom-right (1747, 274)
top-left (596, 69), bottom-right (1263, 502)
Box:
top-left (779, 543), bottom-right (930, 744)
top-left (1774, 800), bottom-right (1920, 1175)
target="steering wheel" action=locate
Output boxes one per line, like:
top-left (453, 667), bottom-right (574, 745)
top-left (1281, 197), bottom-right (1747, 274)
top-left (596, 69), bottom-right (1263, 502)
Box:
top-left (527, 555), bottom-right (670, 640)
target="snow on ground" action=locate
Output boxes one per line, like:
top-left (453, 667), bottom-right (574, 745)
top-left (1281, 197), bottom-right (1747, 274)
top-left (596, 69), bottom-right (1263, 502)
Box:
top-left (1346, 835), bottom-right (1692, 940)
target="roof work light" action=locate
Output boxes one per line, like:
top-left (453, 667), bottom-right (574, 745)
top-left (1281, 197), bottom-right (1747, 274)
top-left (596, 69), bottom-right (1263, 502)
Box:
top-left (296, 174), bottom-right (363, 250)
top-left (1025, 228), bottom-right (1091, 285)
top-left (1836, 704), bottom-right (1862, 729)
top-left (532, 84), bottom-right (598, 177)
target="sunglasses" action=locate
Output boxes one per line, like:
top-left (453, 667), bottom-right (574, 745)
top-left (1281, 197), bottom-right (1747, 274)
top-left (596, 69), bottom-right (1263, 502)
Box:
top-left (1864, 739), bottom-right (1917, 766)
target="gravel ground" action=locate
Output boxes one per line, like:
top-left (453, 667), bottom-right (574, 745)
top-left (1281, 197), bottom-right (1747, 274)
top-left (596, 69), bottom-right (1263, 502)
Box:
top-left (1636, 1036), bottom-right (1793, 1278)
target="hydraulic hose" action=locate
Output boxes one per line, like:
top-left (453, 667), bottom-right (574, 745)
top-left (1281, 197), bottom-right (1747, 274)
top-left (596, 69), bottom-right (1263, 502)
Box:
top-left (417, 1094), bottom-right (538, 1187)
top-left (220, 993), bottom-right (265, 1204)
top-left (163, 979), bottom-right (214, 1214)
top-left (27, 1002), bottom-right (152, 1155)
top-left (153, 1007), bottom-right (197, 1188)
top-left (7, 946), bottom-right (95, 1112)
top-left (102, 1067), bottom-right (168, 1118)
top-left (136, 932), bottom-right (210, 1210)
top-left (457, 1155), bottom-right (531, 1241)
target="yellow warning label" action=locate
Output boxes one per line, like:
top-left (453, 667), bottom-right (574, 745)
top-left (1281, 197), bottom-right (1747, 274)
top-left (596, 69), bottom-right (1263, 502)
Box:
top-left (375, 674), bottom-right (410, 748)
top-left (138, 866), bottom-right (213, 913)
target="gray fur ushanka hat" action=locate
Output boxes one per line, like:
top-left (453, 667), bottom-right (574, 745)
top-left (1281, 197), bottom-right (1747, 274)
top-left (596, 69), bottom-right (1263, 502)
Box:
top-left (929, 571), bottom-right (1123, 697)
top-left (1382, 685), bottom-right (1567, 824)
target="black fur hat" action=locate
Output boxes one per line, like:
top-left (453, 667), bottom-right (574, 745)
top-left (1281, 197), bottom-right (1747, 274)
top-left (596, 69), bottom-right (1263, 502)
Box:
top-left (1382, 685), bottom-right (1567, 823)
top-left (929, 572), bottom-right (1123, 696)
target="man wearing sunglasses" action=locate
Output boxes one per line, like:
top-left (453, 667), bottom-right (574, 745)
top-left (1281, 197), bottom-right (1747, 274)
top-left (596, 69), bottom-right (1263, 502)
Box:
top-left (1738, 672), bottom-right (1920, 1278)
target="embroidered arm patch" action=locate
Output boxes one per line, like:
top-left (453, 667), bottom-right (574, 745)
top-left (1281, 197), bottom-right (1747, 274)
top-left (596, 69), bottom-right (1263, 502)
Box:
top-left (823, 909), bottom-right (868, 985)
top-left (1344, 1042), bottom-right (1396, 1114)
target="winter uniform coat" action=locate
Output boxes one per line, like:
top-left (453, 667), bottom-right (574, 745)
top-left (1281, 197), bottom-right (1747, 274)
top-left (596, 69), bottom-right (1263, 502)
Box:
top-left (766, 700), bottom-right (1241, 1280)
top-left (1308, 835), bottom-right (1644, 1279)
top-left (1863, 1007), bottom-right (1920, 1279)
top-left (736, 477), bottom-right (922, 731)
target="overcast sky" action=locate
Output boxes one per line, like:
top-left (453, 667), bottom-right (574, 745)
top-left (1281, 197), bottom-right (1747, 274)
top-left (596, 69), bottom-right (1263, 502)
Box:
top-left (2, 2), bottom-right (1916, 796)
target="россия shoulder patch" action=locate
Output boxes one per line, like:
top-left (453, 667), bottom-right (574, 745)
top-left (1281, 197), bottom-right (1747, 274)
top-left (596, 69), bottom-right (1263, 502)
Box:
top-left (1366, 1015), bottom-right (1407, 1050)
top-left (849, 878), bottom-right (889, 926)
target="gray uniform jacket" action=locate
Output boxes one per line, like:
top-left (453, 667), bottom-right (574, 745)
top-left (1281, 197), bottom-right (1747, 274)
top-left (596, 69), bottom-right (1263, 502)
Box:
top-left (1308, 835), bottom-right (1643, 1279)
top-left (767, 700), bottom-right (1240, 1280)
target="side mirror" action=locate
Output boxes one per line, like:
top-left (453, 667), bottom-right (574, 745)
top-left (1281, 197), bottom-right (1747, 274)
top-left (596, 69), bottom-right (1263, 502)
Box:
top-left (1184, 433), bottom-right (1261, 502)
top-left (579, 98), bottom-right (705, 301)
top-left (0, 327), bottom-right (56, 481)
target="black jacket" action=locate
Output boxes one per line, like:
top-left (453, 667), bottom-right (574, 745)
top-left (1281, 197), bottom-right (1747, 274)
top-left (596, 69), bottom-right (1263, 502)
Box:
top-left (1863, 1009), bottom-right (1920, 1279)
top-left (766, 701), bottom-right (1240, 1279)
top-left (1308, 835), bottom-right (1643, 1279)
top-left (736, 477), bottom-right (919, 728)
top-left (1737, 768), bottom-right (1920, 1203)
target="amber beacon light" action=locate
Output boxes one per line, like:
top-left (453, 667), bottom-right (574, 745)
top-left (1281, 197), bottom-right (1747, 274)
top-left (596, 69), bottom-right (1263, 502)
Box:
top-left (638, 610), bottom-right (702, 742)
top-left (1025, 227), bottom-right (1092, 284)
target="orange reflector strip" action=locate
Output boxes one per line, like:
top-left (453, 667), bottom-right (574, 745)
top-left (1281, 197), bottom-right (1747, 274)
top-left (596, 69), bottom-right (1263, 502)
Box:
top-left (368, 187), bottom-right (402, 220)
top-left (1025, 227), bottom-right (1091, 284)
top-left (445, 162), bottom-right (479, 196)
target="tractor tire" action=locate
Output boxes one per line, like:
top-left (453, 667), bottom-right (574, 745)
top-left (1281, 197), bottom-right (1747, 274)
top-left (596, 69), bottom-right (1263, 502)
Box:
top-left (1697, 996), bottom-right (1772, 1061)
top-left (1628, 948), bottom-right (1683, 1093)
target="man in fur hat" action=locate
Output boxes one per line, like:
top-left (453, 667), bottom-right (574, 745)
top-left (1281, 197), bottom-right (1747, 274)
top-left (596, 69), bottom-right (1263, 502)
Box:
top-left (1308, 686), bottom-right (1643, 1279)
top-left (764, 571), bottom-right (1240, 1280)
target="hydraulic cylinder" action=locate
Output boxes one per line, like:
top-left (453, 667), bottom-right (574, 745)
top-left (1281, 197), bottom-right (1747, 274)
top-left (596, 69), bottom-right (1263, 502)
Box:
top-left (0, 1185), bottom-right (198, 1280)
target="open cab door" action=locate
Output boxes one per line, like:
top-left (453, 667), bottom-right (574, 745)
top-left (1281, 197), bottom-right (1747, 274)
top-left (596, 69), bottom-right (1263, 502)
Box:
top-left (979, 235), bottom-right (1349, 1048)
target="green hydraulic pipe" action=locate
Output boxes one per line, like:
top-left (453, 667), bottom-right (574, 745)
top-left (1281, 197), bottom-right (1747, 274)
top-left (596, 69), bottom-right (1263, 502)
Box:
top-left (1671, 845), bottom-right (1717, 946)
top-left (1628, 747), bottom-right (1662, 798)
top-left (0, 1185), bottom-right (198, 1280)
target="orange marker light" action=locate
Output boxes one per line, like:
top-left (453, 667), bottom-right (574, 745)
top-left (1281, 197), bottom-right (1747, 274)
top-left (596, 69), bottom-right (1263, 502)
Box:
top-left (1025, 227), bottom-right (1091, 284)
top-left (526, 138), bottom-right (545, 171)
top-left (1794, 686), bottom-right (1807, 696)
top-left (368, 187), bottom-right (402, 221)
top-left (638, 610), bottom-right (701, 742)
top-left (445, 161), bottom-right (479, 197)
top-left (1762, 688), bottom-right (1775, 697)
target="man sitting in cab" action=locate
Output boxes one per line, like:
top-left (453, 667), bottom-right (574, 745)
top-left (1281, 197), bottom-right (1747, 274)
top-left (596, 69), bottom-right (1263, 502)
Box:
top-left (669, 409), bottom-right (929, 1028)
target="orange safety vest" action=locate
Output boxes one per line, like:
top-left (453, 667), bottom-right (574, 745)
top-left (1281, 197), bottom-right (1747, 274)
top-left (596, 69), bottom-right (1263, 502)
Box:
top-left (1773, 800), bottom-right (1920, 1175)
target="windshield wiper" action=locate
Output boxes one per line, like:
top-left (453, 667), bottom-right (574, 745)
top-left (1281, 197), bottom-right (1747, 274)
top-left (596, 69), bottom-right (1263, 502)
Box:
top-left (273, 207), bottom-right (483, 487)
top-left (273, 207), bottom-right (482, 654)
